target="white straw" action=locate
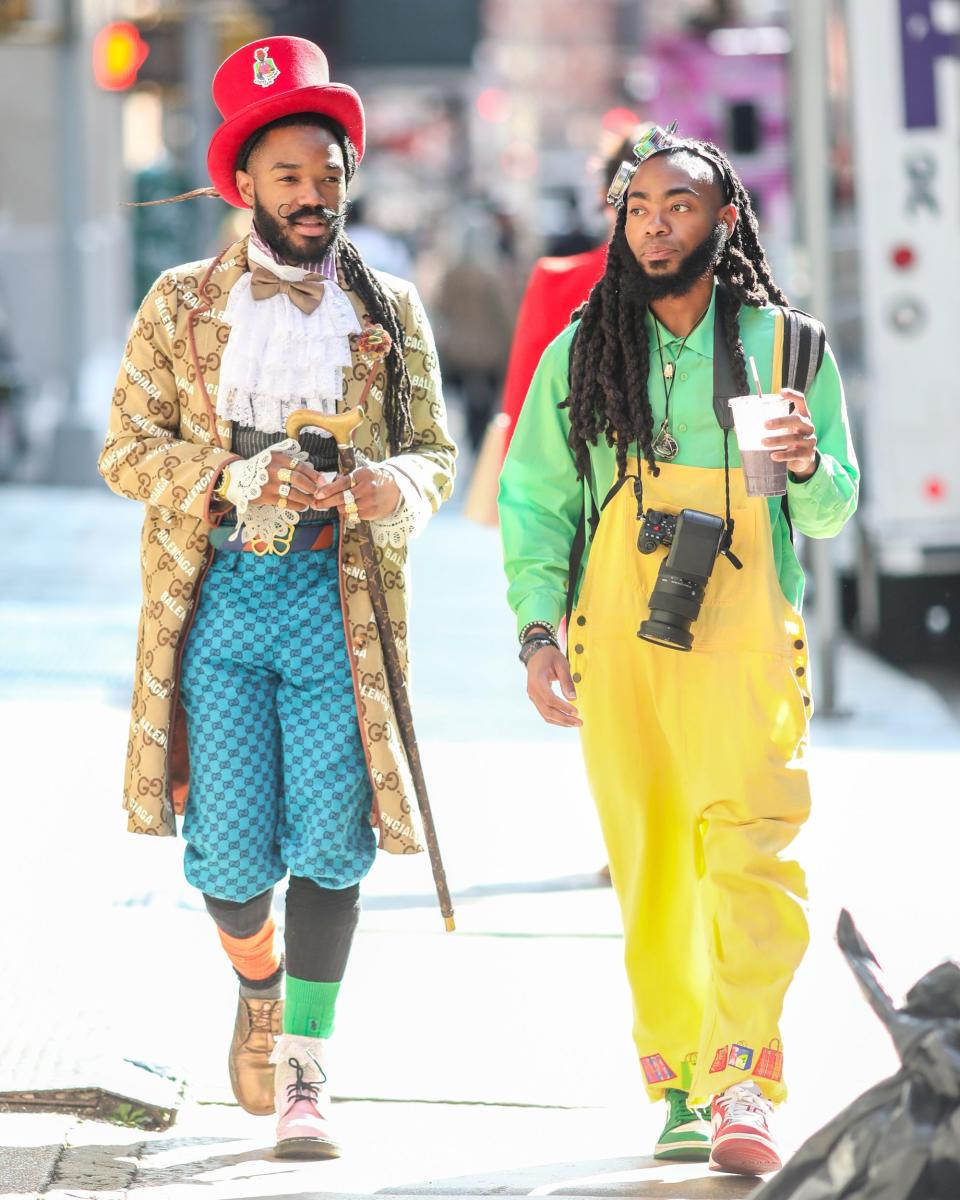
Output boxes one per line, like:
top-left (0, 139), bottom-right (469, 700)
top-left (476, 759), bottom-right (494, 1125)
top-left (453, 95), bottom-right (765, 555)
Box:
top-left (748, 355), bottom-right (764, 399)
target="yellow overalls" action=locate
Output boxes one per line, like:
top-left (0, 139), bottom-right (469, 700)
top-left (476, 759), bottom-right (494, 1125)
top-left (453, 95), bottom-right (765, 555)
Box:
top-left (569, 450), bottom-right (812, 1108)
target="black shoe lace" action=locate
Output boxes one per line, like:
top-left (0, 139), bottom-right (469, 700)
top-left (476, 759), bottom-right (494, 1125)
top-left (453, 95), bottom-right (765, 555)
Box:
top-left (286, 1055), bottom-right (326, 1104)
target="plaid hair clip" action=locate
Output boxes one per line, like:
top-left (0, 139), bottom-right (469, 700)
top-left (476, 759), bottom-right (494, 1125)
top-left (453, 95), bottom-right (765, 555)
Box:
top-left (606, 121), bottom-right (732, 208)
top-left (606, 122), bottom-right (679, 208)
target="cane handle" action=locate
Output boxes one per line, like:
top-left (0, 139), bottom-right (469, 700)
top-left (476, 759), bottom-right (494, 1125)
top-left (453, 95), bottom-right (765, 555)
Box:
top-left (285, 407), bottom-right (363, 447)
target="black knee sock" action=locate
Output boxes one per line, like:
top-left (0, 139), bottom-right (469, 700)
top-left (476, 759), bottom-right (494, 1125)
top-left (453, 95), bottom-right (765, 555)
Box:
top-left (284, 876), bottom-right (360, 982)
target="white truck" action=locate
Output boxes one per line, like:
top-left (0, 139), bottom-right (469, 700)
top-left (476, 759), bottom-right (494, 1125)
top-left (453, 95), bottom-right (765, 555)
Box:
top-left (841, 0), bottom-right (960, 659)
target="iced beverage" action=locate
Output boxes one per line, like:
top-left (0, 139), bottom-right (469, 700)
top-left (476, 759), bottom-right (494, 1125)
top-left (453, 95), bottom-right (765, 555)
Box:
top-left (728, 393), bottom-right (793, 497)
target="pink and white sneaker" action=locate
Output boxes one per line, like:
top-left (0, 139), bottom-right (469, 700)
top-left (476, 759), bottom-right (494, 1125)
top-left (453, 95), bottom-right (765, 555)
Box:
top-left (270, 1035), bottom-right (341, 1160)
top-left (709, 1081), bottom-right (781, 1175)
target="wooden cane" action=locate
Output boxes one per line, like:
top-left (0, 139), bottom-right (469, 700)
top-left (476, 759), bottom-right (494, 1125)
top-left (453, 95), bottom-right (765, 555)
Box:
top-left (286, 406), bottom-right (456, 932)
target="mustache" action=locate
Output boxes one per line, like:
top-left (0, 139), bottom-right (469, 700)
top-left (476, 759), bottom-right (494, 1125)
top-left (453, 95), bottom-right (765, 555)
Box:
top-left (284, 205), bottom-right (343, 224)
top-left (621, 221), bottom-right (728, 302)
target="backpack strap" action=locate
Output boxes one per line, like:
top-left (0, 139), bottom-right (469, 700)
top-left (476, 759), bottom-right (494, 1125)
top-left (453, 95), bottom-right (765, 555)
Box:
top-left (776, 305), bottom-right (825, 395)
top-left (772, 306), bottom-right (826, 542)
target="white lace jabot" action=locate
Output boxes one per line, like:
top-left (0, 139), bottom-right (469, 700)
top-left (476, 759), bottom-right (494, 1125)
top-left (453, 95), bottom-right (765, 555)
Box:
top-left (216, 240), bottom-right (362, 435)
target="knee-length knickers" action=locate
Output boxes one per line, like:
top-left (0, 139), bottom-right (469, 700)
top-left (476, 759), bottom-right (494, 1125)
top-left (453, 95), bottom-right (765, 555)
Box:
top-left (179, 537), bottom-right (377, 902)
top-left (568, 457), bottom-right (812, 1108)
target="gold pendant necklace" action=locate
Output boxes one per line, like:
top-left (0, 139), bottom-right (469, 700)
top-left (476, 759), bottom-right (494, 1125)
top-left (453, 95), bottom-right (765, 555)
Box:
top-left (652, 418), bottom-right (679, 460)
top-left (653, 322), bottom-right (686, 460)
top-left (651, 302), bottom-right (710, 460)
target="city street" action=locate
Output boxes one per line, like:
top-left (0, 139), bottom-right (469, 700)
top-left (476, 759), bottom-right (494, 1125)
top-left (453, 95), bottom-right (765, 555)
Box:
top-left (1, 484), bottom-right (958, 1199)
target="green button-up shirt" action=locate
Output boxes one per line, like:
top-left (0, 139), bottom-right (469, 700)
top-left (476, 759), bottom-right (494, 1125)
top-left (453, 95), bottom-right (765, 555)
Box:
top-left (499, 284), bottom-right (860, 638)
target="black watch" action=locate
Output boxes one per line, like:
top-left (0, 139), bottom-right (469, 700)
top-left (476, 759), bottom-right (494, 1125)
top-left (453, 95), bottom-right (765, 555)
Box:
top-left (519, 635), bottom-right (558, 666)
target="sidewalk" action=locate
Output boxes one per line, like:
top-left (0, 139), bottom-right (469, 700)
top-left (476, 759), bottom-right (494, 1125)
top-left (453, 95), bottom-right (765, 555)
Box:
top-left (2, 488), bottom-right (959, 1199)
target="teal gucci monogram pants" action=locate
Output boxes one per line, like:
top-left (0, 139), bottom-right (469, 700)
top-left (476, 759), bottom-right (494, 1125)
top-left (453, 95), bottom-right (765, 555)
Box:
top-left (179, 537), bottom-right (377, 902)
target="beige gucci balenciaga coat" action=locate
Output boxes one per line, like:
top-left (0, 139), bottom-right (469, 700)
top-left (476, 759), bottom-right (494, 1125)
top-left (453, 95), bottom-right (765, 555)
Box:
top-left (99, 236), bottom-right (456, 854)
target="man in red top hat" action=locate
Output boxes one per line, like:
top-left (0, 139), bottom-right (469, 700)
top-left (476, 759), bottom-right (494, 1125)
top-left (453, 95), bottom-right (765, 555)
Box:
top-left (99, 37), bottom-right (456, 1159)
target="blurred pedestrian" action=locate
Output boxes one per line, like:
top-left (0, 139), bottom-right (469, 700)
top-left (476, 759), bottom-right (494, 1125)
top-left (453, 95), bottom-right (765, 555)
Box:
top-left (433, 212), bottom-right (515, 454)
top-left (0, 292), bottom-right (26, 480)
top-left (465, 129), bottom-right (647, 527)
top-left (99, 36), bottom-right (455, 1160)
top-left (346, 194), bottom-right (415, 279)
top-left (500, 133), bottom-right (647, 457)
top-left (500, 126), bottom-right (859, 1175)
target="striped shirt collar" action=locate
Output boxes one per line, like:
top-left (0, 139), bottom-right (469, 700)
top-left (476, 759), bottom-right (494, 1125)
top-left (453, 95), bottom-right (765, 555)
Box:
top-left (249, 223), bottom-right (337, 282)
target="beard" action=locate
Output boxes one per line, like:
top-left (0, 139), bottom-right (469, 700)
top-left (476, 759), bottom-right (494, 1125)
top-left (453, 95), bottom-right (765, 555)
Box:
top-left (252, 196), bottom-right (347, 265)
top-left (623, 221), bottom-right (728, 303)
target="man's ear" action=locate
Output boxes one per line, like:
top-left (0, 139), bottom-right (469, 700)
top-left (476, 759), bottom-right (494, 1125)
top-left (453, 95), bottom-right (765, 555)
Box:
top-left (236, 169), bottom-right (254, 208)
top-left (722, 203), bottom-right (739, 241)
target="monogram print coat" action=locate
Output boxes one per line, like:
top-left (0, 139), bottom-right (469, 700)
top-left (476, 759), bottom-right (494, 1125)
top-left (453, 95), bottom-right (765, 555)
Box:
top-left (99, 236), bottom-right (456, 854)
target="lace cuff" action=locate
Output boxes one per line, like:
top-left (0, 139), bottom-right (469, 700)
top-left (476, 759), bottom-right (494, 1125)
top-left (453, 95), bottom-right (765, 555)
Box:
top-left (224, 437), bottom-right (311, 547)
top-left (373, 461), bottom-right (432, 549)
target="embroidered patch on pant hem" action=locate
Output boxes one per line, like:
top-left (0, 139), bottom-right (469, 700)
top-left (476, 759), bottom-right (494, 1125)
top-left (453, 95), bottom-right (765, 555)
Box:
top-left (709, 1044), bottom-right (755, 1072)
top-left (753, 1043), bottom-right (784, 1082)
top-left (640, 1053), bottom-right (678, 1085)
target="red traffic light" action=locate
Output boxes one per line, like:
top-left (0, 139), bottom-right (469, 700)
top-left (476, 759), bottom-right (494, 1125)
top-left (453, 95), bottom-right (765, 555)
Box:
top-left (92, 22), bottom-right (149, 91)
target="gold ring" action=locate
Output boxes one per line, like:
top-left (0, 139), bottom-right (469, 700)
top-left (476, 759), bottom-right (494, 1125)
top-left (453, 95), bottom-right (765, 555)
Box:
top-left (278, 468), bottom-right (293, 483)
top-left (277, 496), bottom-right (288, 510)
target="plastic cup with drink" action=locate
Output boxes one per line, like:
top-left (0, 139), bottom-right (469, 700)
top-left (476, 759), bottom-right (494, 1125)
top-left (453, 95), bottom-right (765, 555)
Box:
top-left (728, 357), bottom-right (795, 497)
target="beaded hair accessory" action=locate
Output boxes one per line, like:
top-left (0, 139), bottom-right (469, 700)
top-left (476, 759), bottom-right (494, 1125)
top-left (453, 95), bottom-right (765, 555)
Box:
top-left (606, 121), bottom-right (732, 208)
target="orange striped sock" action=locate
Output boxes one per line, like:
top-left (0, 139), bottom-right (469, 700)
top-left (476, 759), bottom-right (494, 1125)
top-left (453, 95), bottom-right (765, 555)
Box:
top-left (216, 917), bottom-right (281, 984)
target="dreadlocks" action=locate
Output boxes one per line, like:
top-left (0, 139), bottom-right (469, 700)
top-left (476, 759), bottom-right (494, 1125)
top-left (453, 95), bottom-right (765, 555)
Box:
top-left (565, 140), bottom-right (787, 482)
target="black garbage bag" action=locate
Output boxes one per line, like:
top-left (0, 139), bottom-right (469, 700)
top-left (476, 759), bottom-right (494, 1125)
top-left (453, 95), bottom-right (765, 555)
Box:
top-left (753, 910), bottom-right (960, 1199)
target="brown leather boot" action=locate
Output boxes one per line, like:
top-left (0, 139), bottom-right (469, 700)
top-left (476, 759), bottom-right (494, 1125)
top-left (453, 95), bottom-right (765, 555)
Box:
top-left (228, 994), bottom-right (283, 1115)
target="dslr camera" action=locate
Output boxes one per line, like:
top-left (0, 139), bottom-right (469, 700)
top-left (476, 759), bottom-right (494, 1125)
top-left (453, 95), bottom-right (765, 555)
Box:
top-left (637, 508), bottom-right (726, 651)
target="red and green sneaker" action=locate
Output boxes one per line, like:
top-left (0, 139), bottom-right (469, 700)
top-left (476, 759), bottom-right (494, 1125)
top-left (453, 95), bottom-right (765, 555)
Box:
top-left (653, 1088), bottom-right (712, 1161)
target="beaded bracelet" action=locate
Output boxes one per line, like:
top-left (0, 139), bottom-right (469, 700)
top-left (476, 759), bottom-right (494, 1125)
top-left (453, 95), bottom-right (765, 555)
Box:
top-left (519, 619), bottom-right (557, 645)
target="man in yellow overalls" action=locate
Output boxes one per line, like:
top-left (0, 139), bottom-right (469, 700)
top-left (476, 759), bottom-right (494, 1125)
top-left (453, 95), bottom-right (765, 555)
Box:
top-left (499, 126), bottom-right (858, 1177)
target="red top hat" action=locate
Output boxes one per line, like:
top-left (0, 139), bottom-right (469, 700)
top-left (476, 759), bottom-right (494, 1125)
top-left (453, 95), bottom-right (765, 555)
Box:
top-left (207, 36), bottom-right (365, 209)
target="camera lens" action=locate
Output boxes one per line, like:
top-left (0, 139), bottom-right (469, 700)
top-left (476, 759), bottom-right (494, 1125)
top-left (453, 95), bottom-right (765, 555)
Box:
top-left (637, 510), bottom-right (725, 652)
top-left (639, 571), bottom-right (706, 651)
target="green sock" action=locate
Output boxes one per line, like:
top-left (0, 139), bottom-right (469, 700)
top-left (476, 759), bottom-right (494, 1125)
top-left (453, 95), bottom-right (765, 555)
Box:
top-left (283, 976), bottom-right (341, 1038)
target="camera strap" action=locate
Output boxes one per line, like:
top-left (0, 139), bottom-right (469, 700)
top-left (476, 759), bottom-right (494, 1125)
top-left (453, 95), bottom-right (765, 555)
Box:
top-left (565, 455), bottom-right (600, 629)
top-left (712, 310), bottom-right (743, 569)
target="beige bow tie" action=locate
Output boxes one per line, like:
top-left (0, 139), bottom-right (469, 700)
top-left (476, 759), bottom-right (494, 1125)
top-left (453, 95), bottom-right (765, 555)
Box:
top-left (249, 266), bottom-right (326, 315)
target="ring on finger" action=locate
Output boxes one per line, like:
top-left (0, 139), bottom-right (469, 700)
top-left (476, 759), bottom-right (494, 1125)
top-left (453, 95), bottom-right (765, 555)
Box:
top-left (278, 482), bottom-right (291, 498)
top-left (278, 468), bottom-right (293, 483)
top-left (277, 496), bottom-right (288, 510)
